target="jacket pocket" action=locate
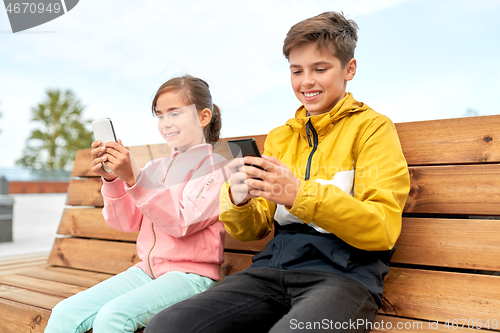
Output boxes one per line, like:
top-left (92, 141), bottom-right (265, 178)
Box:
top-left (187, 173), bottom-right (216, 206)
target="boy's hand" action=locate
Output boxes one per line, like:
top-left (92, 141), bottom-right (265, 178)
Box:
top-left (91, 140), bottom-right (117, 182)
top-left (242, 155), bottom-right (301, 207)
top-left (100, 140), bottom-right (136, 187)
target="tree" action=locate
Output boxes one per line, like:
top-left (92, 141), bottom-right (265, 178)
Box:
top-left (16, 89), bottom-right (94, 170)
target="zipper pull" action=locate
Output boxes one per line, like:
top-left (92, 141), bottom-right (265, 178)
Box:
top-left (162, 157), bottom-right (176, 182)
top-left (306, 121), bottom-right (312, 147)
top-left (196, 177), bottom-right (214, 199)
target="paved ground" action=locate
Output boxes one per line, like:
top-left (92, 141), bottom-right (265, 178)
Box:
top-left (0, 193), bottom-right (66, 259)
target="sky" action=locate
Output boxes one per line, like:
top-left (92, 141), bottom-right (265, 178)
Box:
top-left (1, 0), bottom-right (499, 169)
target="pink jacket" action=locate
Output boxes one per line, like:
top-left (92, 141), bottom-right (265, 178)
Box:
top-left (101, 144), bottom-right (228, 281)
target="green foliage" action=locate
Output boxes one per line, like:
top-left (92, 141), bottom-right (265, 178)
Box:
top-left (16, 89), bottom-right (94, 170)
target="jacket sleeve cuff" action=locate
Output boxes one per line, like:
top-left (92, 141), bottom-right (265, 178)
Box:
top-left (101, 177), bottom-right (127, 198)
top-left (287, 180), bottom-right (314, 223)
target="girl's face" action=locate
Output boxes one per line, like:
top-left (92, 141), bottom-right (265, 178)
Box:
top-left (155, 91), bottom-right (204, 152)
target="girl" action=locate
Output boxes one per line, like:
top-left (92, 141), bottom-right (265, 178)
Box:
top-left (45, 75), bottom-right (228, 333)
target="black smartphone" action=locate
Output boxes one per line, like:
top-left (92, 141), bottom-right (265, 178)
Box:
top-left (227, 138), bottom-right (264, 179)
top-left (227, 138), bottom-right (261, 159)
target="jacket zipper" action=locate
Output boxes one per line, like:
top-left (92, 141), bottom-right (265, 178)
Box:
top-left (162, 157), bottom-right (176, 182)
top-left (195, 177), bottom-right (214, 199)
top-left (147, 223), bottom-right (157, 279)
top-left (305, 120), bottom-right (319, 181)
top-left (149, 155), bottom-right (177, 279)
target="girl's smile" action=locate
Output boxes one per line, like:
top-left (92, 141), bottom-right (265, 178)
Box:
top-left (164, 131), bottom-right (180, 138)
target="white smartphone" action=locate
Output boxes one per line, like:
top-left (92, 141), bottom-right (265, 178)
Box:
top-left (92, 118), bottom-right (117, 173)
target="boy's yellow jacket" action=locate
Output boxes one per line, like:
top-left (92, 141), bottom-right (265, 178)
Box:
top-left (221, 93), bottom-right (410, 251)
top-left (219, 93), bottom-right (410, 306)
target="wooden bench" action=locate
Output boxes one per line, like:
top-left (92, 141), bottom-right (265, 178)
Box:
top-left (1, 115), bottom-right (499, 332)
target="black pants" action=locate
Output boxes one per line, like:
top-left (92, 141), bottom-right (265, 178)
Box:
top-left (145, 267), bottom-right (378, 333)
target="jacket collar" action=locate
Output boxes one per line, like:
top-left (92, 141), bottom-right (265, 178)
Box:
top-left (171, 143), bottom-right (213, 158)
top-left (164, 143), bottom-right (215, 180)
top-left (286, 93), bottom-right (369, 140)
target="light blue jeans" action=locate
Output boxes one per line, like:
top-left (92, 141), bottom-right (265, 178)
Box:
top-left (44, 267), bottom-right (216, 333)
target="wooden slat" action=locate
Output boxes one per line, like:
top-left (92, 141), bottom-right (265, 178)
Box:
top-left (396, 115), bottom-right (500, 166)
top-left (67, 164), bottom-right (500, 216)
top-left (54, 213), bottom-right (500, 272)
top-left (392, 217), bottom-right (500, 270)
top-left (71, 145), bottom-right (172, 178)
top-left (0, 298), bottom-right (51, 333)
top-left (72, 146), bottom-right (171, 178)
top-left (0, 252), bottom-right (49, 276)
top-left (18, 266), bottom-right (113, 288)
top-left (72, 116), bottom-right (500, 177)
top-left (0, 284), bottom-right (64, 310)
top-left (0, 274), bottom-right (86, 298)
top-left (220, 252), bottom-right (254, 279)
top-left (71, 135), bottom-right (268, 177)
top-left (0, 252), bottom-right (49, 268)
top-left (0, 264), bottom-right (48, 277)
top-left (43, 265), bottom-right (115, 280)
top-left (47, 238), bottom-right (139, 274)
top-left (57, 208), bottom-right (138, 241)
top-left (405, 164), bottom-right (500, 215)
top-left (66, 178), bottom-right (103, 207)
top-left (381, 268), bottom-right (500, 322)
top-left (71, 148), bottom-right (94, 178)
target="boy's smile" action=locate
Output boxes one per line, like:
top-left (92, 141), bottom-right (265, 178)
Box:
top-left (289, 43), bottom-right (356, 116)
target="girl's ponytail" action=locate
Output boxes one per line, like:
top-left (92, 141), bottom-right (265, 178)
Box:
top-left (204, 103), bottom-right (221, 146)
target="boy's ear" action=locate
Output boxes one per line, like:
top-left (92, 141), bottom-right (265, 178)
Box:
top-left (345, 58), bottom-right (357, 81)
top-left (199, 108), bottom-right (212, 127)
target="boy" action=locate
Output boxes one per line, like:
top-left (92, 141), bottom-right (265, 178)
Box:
top-left (146, 11), bottom-right (410, 333)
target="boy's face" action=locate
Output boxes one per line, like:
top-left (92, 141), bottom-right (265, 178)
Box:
top-left (289, 43), bottom-right (356, 116)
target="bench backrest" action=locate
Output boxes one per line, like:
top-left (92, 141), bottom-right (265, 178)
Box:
top-left (48, 115), bottom-right (500, 328)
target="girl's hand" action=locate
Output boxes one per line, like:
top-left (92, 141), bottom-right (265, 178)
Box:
top-left (101, 140), bottom-right (137, 187)
top-left (227, 157), bottom-right (257, 206)
top-left (91, 140), bottom-right (117, 181)
top-left (242, 155), bottom-right (300, 207)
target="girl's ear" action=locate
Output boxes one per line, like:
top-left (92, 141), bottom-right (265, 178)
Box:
top-left (199, 108), bottom-right (212, 127)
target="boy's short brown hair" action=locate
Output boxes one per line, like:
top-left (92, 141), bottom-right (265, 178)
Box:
top-left (283, 11), bottom-right (359, 67)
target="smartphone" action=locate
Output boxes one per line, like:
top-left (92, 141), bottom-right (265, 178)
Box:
top-left (227, 138), bottom-right (261, 158)
top-left (92, 118), bottom-right (117, 173)
top-left (228, 138), bottom-right (264, 179)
